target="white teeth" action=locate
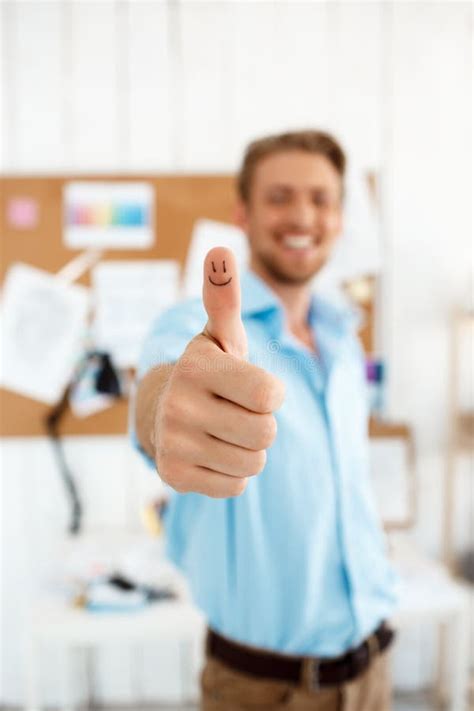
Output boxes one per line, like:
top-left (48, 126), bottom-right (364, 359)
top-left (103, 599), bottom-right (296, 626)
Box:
top-left (282, 235), bottom-right (314, 249)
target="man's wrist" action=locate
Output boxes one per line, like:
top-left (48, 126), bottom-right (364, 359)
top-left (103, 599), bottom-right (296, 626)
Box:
top-left (135, 363), bottom-right (175, 462)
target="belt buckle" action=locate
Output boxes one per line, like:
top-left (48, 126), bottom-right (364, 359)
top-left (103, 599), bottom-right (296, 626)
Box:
top-left (366, 632), bottom-right (380, 661)
top-left (302, 656), bottom-right (321, 692)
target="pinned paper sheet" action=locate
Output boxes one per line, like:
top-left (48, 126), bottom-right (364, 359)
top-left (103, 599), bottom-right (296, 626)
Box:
top-left (7, 197), bottom-right (39, 229)
top-left (92, 260), bottom-right (180, 368)
top-left (63, 182), bottom-right (154, 249)
top-left (0, 264), bottom-right (89, 404)
top-left (313, 165), bottom-right (381, 298)
top-left (183, 219), bottom-right (249, 298)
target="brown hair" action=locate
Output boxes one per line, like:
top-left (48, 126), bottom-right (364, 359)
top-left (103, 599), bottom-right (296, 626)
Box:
top-left (237, 129), bottom-right (346, 203)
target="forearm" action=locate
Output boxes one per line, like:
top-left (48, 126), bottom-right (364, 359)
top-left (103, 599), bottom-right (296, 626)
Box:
top-left (135, 364), bottom-right (175, 460)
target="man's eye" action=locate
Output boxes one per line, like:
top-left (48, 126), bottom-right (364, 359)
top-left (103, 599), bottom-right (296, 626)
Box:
top-left (268, 193), bottom-right (289, 204)
top-left (312, 195), bottom-right (330, 207)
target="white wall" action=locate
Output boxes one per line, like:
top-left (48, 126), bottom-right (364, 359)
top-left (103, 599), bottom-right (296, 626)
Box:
top-left (1, 0), bottom-right (472, 705)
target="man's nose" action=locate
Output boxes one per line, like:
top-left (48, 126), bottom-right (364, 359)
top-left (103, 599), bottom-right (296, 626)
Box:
top-left (286, 200), bottom-right (315, 231)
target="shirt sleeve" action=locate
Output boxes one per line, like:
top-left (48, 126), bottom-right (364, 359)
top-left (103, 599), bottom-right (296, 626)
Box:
top-left (130, 298), bottom-right (207, 468)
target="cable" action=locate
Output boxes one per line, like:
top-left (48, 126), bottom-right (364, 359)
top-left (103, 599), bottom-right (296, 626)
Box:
top-left (45, 388), bottom-right (82, 535)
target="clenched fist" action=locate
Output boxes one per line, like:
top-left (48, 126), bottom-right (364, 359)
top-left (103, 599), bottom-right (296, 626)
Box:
top-left (141, 247), bottom-right (285, 498)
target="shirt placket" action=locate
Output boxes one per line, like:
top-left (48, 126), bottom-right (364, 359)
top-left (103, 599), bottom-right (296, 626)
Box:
top-left (325, 363), bottom-right (362, 642)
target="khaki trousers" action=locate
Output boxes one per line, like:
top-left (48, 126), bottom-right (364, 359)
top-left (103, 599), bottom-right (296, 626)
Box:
top-left (200, 649), bottom-right (392, 711)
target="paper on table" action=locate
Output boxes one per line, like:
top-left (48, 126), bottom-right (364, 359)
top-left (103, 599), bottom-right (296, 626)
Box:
top-left (183, 219), bottom-right (249, 298)
top-left (0, 263), bottom-right (89, 404)
top-left (63, 182), bottom-right (154, 249)
top-left (91, 260), bottom-right (180, 369)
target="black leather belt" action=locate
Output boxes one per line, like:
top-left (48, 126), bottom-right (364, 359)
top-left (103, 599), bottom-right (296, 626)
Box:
top-left (207, 622), bottom-right (395, 691)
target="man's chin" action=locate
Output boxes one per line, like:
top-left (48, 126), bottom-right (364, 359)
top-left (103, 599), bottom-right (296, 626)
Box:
top-left (260, 257), bottom-right (325, 286)
top-left (272, 272), bottom-right (314, 286)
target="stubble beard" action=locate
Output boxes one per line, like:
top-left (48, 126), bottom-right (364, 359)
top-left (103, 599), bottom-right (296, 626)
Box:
top-left (252, 247), bottom-right (327, 286)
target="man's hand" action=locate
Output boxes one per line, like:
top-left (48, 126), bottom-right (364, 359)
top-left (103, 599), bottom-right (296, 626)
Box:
top-left (152, 247), bottom-right (285, 498)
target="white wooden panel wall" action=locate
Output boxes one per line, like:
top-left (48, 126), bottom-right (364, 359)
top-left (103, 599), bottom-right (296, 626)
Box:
top-left (178, 1), bottom-right (234, 169)
top-left (127, 1), bottom-right (173, 169)
top-left (325, 2), bottom-right (384, 168)
top-left (67, 1), bottom-right (121, 170)
top-left (385, 2), bottom-right (473, 452)
top-left (3, 1), bottom-right (64, 170)
top-left (225, 2), bottom-right (333, 166)
top-left (1, 0), bottom-right (389, 173)
top-left (0, 0), bottom-right (472, 704)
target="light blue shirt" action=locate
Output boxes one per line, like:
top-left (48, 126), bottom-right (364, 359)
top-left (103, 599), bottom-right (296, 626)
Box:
top-left (134, 270), bottom-right (398, 657)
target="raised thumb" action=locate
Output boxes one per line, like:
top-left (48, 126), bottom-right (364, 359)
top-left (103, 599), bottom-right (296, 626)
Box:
top-left (202, 246), bottom-right (248, 359)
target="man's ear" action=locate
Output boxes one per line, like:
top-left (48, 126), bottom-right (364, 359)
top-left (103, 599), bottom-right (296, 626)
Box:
top-left (234, 200), bottom-right (249, 232)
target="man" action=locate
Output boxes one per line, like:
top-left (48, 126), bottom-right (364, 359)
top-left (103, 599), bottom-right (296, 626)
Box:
top-left (134, 130), bottom-right (398, 710)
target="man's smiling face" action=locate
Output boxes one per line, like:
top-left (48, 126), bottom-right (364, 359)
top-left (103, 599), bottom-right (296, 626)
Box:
top-left (236, 150), bottom-right (343, 285)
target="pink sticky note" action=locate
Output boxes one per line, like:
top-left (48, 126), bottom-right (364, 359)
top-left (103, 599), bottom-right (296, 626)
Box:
top-left (7, 197), bottom-right (39, 229)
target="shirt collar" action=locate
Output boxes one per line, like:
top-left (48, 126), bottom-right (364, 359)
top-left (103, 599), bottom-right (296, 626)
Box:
top-left (309, 291), bottom-right (362, 336)
top-left (240, 269), bottom-right (281, 317)
top-left (240, 269), bottom-right (360, 336)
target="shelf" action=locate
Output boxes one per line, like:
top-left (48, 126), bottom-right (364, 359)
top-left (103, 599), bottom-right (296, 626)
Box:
top-left (452, 412), bottom-right (474, 452)
top-left (369, 418), bottom-right (412, 440)
top-left (443, 307), bottom-right (473, 570)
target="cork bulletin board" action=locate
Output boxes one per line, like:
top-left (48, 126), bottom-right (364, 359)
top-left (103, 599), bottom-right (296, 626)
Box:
top-left (0, 175), bottom-right (374, 437)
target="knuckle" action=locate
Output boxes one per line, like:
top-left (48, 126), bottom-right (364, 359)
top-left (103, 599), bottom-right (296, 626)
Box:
top-left (257, 414), bottom-right (277, 449)
top-left (249, 449), bottom-right (267, 476)
top-left (161, 389), bottom-right (197, 430)
top-left (227, 478), bottom-right (248, 498)
top-left (253, 379), bottom-right (275, 413)
top-left (175, 357), bottom-right (194, 382)
top-left (181, 357), bottom-right (205, 383)
top-left (207, 488), bottom-right (228, 499)
top-left (160, 462), bottom-right (177, 486)
top-left (175, 349), bottom-right (202, 383)
top-left (173, 476), bottom-right (193, 494)
top-left (160, 395), bottom-right (181, 427)
top-left (161, 463), bottom-right (189, 493)
top-left (253, 372), bottom-right (285, 413)
top-left (266, 375), bottom-right (285, 410)
top-left (155, 414), bottom-right (186, 456)
top-left (181, 337), bottom-right (219, 377)
top-left (155, 432), bottom-right (173, 461)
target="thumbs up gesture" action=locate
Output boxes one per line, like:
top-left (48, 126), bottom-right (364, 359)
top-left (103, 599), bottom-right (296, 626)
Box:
top-left (153, 247), bottom-right (285, 498)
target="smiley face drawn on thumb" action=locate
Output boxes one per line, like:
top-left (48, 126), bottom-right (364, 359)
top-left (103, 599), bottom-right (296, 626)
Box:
top-left (202, 247), bottom-right (248, 359)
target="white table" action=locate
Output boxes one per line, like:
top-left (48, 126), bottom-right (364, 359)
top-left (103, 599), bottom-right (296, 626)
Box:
top-left (24, 599), bottom-right (206, 711)
top-left (25, 551), bottom-right (471, 711)
top-left (391, 544), bottom-right (471, 711)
